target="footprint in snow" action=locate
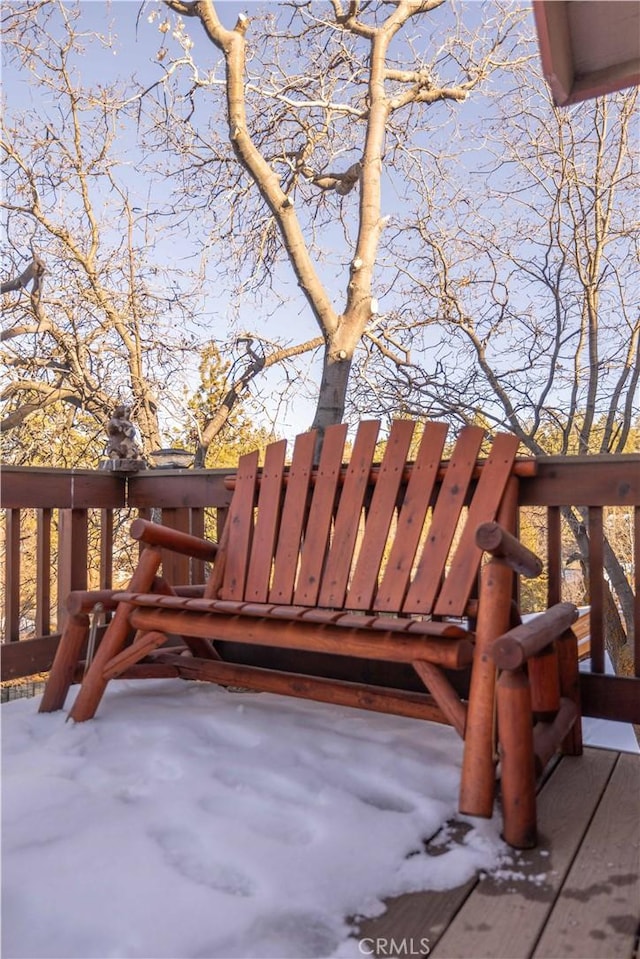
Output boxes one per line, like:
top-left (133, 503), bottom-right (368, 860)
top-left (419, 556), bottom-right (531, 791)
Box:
top-left (213, 762), bottom-right (319, 804)
top-left (151, 826), bottom-right (256, 896)
top-left (200, 792), bottom-right (314, 846)
top-left (353, 789), bottom-right (415, 813)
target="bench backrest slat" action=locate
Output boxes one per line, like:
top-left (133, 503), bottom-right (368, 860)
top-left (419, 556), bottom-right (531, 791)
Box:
top-left (374, 421), bottom-right (448, 612)
top-left (220, 449), bottom-right (259, 600)
top-left (244, 439), bottom-right (288, 603)
top-left (434, 433), bottom-right (520, 616)
top-left (346, 419), bottom-right (416, 611)
top-left (293, 422), bottom-right (348, 606)
top-left (318, 420), bottom-right (381, 608)
top-left (403, 426), bottom-right (485, 615)
top-left (268, 430), bottom-right (317, 604)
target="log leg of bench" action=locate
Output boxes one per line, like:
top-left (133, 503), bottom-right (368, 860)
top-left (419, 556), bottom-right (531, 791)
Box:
top-left (497, 668), bottom-right (537, 849)
top-left (68, 547), bottom-right (163, 723)
top-left (39, 613), bottom-right (90, 713)
top-left (459, 558), bottom-right (513, 818)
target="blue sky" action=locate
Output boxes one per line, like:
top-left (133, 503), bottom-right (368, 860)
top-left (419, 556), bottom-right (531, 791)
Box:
top-left (11, 1), bottom-right (632, 443)
top-left (0, 0), bottom-right (545, 436)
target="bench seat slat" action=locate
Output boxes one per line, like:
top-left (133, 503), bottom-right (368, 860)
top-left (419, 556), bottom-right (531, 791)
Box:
top-left (117, 592), bottom-right (469, 639)
top-left (152, 594), bottom-right (191, 608)
top-left (205, 599), bottom-right (248, 614)
top-left (237, 602), bottom-right (277, 617)
top-left (333, 613), bottom-right (378, 629)
top-left (263, 605), bottom-right (309, 620)
top-left (111, 591), bottom-right (159, 607)
top-left (301, 608), bottom-right (350, 624)
top-left (185, 597), bottom-right (230, 612)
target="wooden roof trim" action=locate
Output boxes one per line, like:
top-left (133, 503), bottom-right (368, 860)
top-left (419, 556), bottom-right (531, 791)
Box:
top-left (533, 0), bottom-right (640, 106)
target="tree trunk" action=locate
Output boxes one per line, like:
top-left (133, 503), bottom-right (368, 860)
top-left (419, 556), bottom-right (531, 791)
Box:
top-left (603, 534), bottom-right (635, 647)
top-left (131, 397), bottom-right (161, 455)
top-left (563, 506), bottom-right (634, 676)
top-left (310, 345), bottom-right (353, 440)
top-left (603, 586), bottom-right (633, 677)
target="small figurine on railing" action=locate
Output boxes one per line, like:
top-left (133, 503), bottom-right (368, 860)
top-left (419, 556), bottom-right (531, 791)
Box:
top-left (103, 404), bottom-right (145, 471)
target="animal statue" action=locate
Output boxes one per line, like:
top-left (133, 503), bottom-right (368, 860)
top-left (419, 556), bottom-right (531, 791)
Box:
top-left (106, 405), bottom-right (141, 461)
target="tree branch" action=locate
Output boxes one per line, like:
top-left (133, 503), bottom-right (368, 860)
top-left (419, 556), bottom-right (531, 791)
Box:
top-left (194, 335), bottom-right (323, 465)
top-left (1, 255), bottom-right (46, 303)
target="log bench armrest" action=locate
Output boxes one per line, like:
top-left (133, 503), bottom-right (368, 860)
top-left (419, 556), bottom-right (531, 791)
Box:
top-left (66, 584), bottom-right (207, 616)
top-left (476, 521), bottom-right (543, 578)
top-left (491, 602), bottom-right (579, 670)
top-left (129, 518), bottom-right (218, 561)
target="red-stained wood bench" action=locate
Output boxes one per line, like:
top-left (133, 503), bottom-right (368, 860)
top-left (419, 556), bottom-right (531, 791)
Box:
top-left (41, 419), bottom-right (582, 847)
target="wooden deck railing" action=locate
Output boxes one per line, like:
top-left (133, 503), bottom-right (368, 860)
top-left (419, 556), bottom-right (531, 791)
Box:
top-left (518, 455), bottom-right (639, 725)
top-left (2, 468), bottom-right (127, 639)
top-left (2, 455), bottom-right (638, 725)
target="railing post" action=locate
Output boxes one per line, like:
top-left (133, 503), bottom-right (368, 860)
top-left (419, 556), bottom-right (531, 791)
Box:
top-left (547, 505), bottom-right (562, 606)
top-left (36, 508), bottom-right (52, 636)
top-left (191, 508), bottom-right (206, 584)
top-left (158, 507), bottom-right (192, 585)
top-left (57, 509), bottom-right (88, 630)
top-left (100, 508), bottom-right (113, 591)
top-left (588, 506), bottom-right (605, 674)
top-left (5, 509), bottom-right (21, 642)
top-left (635, 505), bottom-right (640, 679)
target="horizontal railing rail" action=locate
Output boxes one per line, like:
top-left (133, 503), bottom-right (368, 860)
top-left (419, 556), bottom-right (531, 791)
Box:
top-left (2, 456), bottom-right (638, 725)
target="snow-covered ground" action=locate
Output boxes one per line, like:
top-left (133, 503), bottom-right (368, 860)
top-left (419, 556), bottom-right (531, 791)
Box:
top-left (2, 680), bottom-right (509, 959)
top-left (2, 676), bottom-right (637, 959)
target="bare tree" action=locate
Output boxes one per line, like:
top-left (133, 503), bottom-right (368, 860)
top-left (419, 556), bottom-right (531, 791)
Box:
top-left (349, 72), bottom-right (639, 655)
top-left (1, 1), bottom-right (209, 457)
top-left (144, 0), bottom-right (525, 438)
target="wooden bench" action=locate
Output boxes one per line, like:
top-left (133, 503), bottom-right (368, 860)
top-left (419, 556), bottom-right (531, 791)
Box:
top-left (41, 419), bottom-right (582, 848)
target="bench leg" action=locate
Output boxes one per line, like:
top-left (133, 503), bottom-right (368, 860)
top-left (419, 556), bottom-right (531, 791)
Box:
top-left (68, 547), bottom-right (163, 723)
top-left (39, 613), bottom-right (90, 713)
top-left (497, 668), bottom-right (537, 849)
top-left (459, 558), bottom-right (513, 818)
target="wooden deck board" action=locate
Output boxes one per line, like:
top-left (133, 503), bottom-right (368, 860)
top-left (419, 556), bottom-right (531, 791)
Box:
top-left (432, 749), bottom-right (617, 959)
top-left (355, 826), bottom-right (476, 951)
top-left (355, 748), bottom-right (639, 959)
top-left (533, 751), bottom-right (640, 959)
